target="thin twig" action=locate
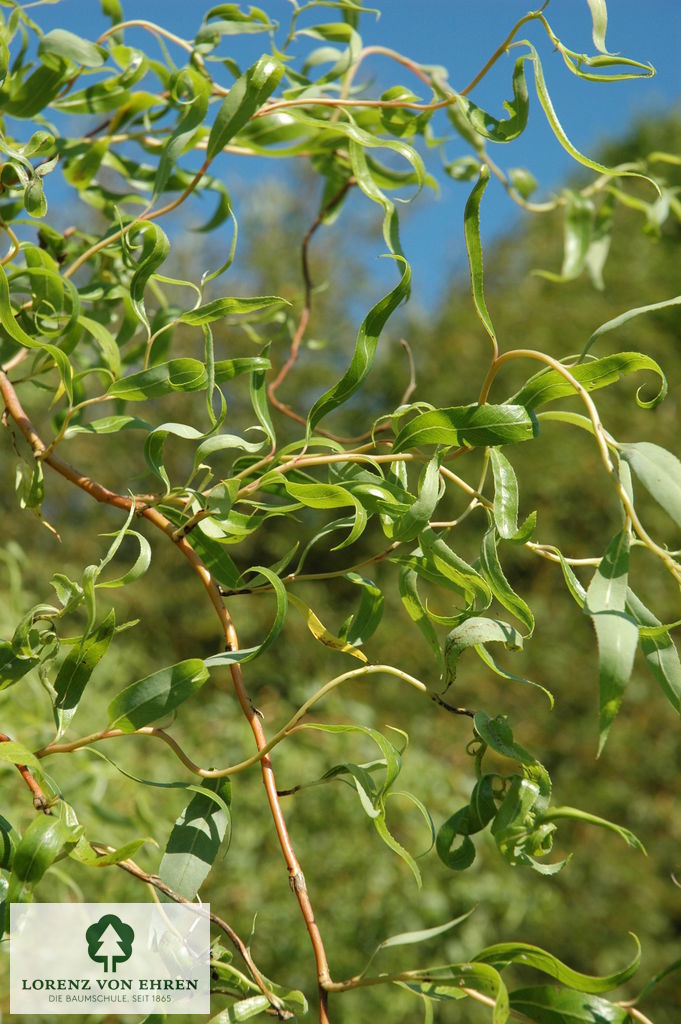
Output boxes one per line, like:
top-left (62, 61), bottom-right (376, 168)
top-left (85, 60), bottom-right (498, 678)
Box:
top-left (0, 731), bottom-right (53, 813)
top-left (268, 178), bottom-right (355, 420)
top-left (90, 844), bottom-right (291, 1018)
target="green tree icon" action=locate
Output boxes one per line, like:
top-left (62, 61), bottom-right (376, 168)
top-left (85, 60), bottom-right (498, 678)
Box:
top-left (86, 915), bottom-right (135, 973)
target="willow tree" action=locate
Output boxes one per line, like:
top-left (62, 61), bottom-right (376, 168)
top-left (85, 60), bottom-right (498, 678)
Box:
top-left (1, 2), bottom-right (680, 1022)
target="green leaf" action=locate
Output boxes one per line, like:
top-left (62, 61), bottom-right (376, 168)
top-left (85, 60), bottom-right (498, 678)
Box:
top-left (159, 779), bottom-right (232, 899)
top-left (526, 43), bottom-right (658, 188)
top-left (249, 343), bottom-right (276, 450)
top-left (508, 166), bottom-right (537, 199)
top-left (144, 421), bottom-right (206, 491)
top-left (586, 0), bottom-right (610, 53)
top-left (370, 911), bottom-right (474, 960)
top-left (97, 530), bottom-right (151, 589)
top-left (179, 295), bottom-right (288, 325)
top-left (195, 5), bottom-right (275, 52)
top-left (70, 837), bottom-right (150, 867)
top-left (107, 357), bottom-right (268, 403)
top-left (373, 809), bottom-right (422, 888)
top-left (343, 573), bottom-right (384, 647)
top-left (389, 457), bottom-right (441, 543)
top-left (209, 996), bottom-right (271, 1022)
top-left (308, 257), bottom-right (411, 431)
top-left (38, 29), bottom-right (108, 68)
top-left (129, 223), bottom-right (171, 331)
top-left (393, 404), bottom-right (537, 453)
top-left (0, 642), bottom-right (40, 691)
top-left (473, 711), bottom-right (537, 766)
top-left (0, 814), bottom-right (19, 871)
top-left (445, 618), bottom-right (523, 681)
top-left (474, 935), bottom-right (641, 992)
top-left (464, 166), bottom-right (497, 350)
top-left (0, 267), bottom-right (73, 402)
top-left (207, 55), bottom-right (284, 160)
top-left (542, 805), bottom-right (645, 853)
top-left (203, 566), bottom-right (287, 665)
top-left (489, 449), bottom-right (519, 539)
top-left (107, 358), bottom-right (204, 400)
top-left (626, 590), bottom-right (681, 713)
top-left (475, 644), bottom-right (553, 705)
top-left (9, 814), bottom-right (82, 902)
top-left (480, 527), bottom-right (534, 635)
top-left (78, 315), bottom-right (121, 377)
top-left (620, 442), bottom-right (681, 529)
top-left (154, 69), bottom-right (210, 199)
top-left (53, 610), bottom-right (116, 734)
top-left (585, 531), bottom-right (638, 755)
top-left (457, 56), bottom-right (529, 144)
top-left (510, 352), bottom-right (667, 410)
top-left (24, 176), bottom-right (47, 218)
top-left (584, 294), bottom-right (681, 356)
top-left (282, 479), bottom-right (367, 548)
top-left (107, 659), bottom-right (210, 732)
top-left (5, 66), bottom-right (70, 119)
top-left (510, 986), bottom-right (628, 1023)
top-left (0, 740), bottom-right (41, 771)
top-left (417, 527), bottom-right (492, 606)
top-left (63, 415), bottom-right (152, 438)
top-left (398, 565), bottom-right (444, 673)
top-left (437, 776), bottom-right (497, 871)
top-left (303, 722), bottom-right (402, 800)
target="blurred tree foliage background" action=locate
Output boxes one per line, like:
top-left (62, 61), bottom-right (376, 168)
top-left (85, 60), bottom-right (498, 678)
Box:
top-left (2, 103), bottom-right (681, 1024)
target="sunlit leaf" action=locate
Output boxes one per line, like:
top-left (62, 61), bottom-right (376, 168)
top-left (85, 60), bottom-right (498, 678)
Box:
top-left (107, 660), bottom-right (210, 732)
top-left (159, 779), bottom-right (232, 899)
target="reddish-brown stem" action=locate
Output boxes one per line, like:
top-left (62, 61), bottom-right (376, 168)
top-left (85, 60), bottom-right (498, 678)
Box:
top-left (267, 178), bottom-right (354, 422)
top-left (0, 368), bottom-right (332, 1019)
top-left (0, 731), bottom-right (52, 812)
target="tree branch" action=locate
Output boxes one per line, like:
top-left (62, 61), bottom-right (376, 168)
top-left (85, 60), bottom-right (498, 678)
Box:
top-left (0, 367), bottom-right (333, 1020)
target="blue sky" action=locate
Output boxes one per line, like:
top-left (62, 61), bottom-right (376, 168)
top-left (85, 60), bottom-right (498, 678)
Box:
top-left (25, 1), bottom-right (681, 304)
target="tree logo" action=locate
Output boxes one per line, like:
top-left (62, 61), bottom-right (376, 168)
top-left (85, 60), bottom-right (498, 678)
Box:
top-left (85, 914), bottom-right (135, 973)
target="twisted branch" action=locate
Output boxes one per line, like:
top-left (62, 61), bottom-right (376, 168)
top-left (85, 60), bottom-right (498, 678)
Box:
top-left (0, 367), bottom-right (332, 1023)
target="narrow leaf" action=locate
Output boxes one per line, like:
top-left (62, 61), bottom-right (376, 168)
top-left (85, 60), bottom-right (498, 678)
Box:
top-left (586, 0), bottom-right (610, 52)
top-left (510, 352), bottom-right (667, 411)
top-left (480, 527), bottom-right (534, 634)
top-left (620, 442), bottom-right (681, 529)
top-left (464, 166), bottom-right (496, 349)
top-left (107, 659), bottom-right (209, 732)
top-left (308, 257), bottom-right (411, 431)
top-left (446, 618), bottom-right (523, 681)
top-left (207, 55), bottom-right (283, 159)
top-left (159, 779), bottom-right (232, 899)
top-left (54, 610), bottom-right (116, 733)
top-left (510, 986), bottom-right (628, 1023)
top-left (585, 530), bottom-right (638, 755)
top-left (474, 936), bottom-right (641, 992)
top-left (393, 404), bottom-right (537, 453)
top-left (626, 590), bottom-right (681, 713)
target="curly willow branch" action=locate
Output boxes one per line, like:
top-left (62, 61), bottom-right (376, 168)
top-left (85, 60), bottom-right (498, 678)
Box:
top-left (0, 367), bottom-right (333, 1023)
top-left (37, 665), bottom-right (429, 779)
